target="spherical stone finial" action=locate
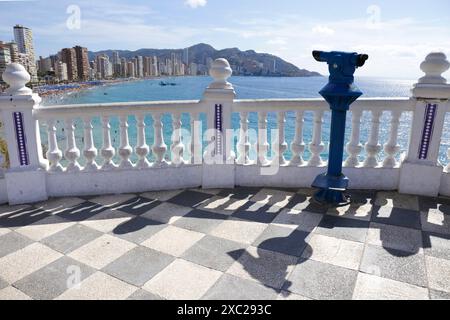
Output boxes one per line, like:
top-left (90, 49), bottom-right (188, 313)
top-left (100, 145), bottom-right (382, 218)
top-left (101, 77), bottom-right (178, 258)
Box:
top-left (418, 52), bottom-right (450, 85)
top-left (2, 63), bottom-right (32, 95)
top-left (208, 58), bottom-right (233, 89)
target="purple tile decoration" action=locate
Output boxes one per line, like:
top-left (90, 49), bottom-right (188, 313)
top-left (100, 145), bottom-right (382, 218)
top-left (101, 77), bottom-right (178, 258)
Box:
top-left (13, 111), bottom-right (29, 166)
top-left (418, 104), bottom-right (437, 160)
top-left (215, 104), bottom-right (223, 155)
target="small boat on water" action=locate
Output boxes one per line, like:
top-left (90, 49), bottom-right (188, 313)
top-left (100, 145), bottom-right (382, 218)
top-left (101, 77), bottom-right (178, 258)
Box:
top-left (159, 81), bottom-right (177, 87)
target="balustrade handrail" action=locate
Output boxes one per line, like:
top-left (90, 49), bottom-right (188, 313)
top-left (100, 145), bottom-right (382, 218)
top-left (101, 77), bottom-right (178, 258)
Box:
top-left (33, 99), bottom-right (203, 118)
top-left (33, 97), bottom-right (414, 120)
top-left (233, 97), bottom-right (414, 113)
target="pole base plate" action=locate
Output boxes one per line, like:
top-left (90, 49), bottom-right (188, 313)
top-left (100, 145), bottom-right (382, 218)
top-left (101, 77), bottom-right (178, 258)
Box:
top-left (312, 173), bottom-right (350, 206)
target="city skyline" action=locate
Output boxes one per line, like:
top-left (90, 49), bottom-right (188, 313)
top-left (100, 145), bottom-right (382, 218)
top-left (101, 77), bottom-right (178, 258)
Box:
top-left (2, 21), bottom-right (314, 85)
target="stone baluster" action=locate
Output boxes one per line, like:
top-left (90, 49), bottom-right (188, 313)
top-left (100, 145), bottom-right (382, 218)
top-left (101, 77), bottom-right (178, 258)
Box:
top-left (171, 112), bottom-right (186, 166)
top-left (256, 111), bottom-right (270, 166)
top-left (383, 110), bottom-right (402, 168)
top-left (82, 116), bottom-right (99, 171)
top-left (308, 110), bottom-right (325, 166)
top-left (290, 111), bottom-right (306, 166)
top-left (363, 110), bottom-right (382, 168)
top-left (118, 115), bottom-right (133, 169)
top-left (135, 114), bottom-right (150, 169)
top-left (152, 112), bottom-right (168, 167)
top-left (190, 112), bottom-right (202, 165)
top-left (46, 119), bottom-right (63, 172)
top-left (275, 111), bottom-right (287, 166)
top-left (100, 115), bottom-right (116, 170)
top-left (344, 109), bottom-right (363, 167)
top-left (64, 118), bottom-right (81, 172)
top-left (237, 112), bottom-right (251, 165)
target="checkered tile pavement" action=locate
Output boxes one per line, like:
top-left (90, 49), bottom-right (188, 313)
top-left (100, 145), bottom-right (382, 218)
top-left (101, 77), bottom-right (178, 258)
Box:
top-left (0, 187), bottom-right (449, 300)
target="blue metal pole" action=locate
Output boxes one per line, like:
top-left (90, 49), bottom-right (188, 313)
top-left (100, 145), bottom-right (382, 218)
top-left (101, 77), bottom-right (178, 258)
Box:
top-left (327, 109), bottom-right (347, 176)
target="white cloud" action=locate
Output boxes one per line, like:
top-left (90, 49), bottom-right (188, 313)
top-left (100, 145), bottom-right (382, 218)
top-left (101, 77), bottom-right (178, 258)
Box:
top-left (312, 25), bottom-right (335, 36)
top-left (185, 0), bottom-right (207, 9)
top-left (267, 38), bottom-right (287, 45)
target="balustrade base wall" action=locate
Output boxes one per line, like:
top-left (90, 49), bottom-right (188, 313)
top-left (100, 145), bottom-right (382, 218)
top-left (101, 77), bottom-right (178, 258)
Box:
top-left (45, 165), bottom-right (202, 198)
top-left (0, 163), bottom-right (435, 205)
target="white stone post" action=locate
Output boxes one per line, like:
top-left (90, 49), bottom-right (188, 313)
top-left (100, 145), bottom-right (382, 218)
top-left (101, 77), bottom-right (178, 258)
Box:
top-left (399, 53), bottom-right (450, 196)
top-left (201, 58), bottom-right (236, 189)
top-left (0, 63), bottom-right (49, 204)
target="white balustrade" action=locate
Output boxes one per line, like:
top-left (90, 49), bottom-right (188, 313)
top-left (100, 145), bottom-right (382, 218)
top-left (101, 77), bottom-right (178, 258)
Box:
top-left (64, 118), bottom-right (81, 172)
top-left (237, 112), bottom-right (251, 165)
top-left (363, 110), bottom-right (382, 168)
top-left (152, 113), bottom-right (168, 167)
top-left (171, 112), bottom-right (186, 166)
top-left (256, 112), bottom-right (270, 166)
top-left (82, 116), bottom-right (99, 172)
top-left (308, 110), bottom-right (325, 166)
top-left (344, 110), bottom-right (363, 167)
top-left (383, 110), bottom-right (402, 168)
top-left (101, 115), bottom-right (117, 170)
top-left (46, 119), bottom-right (63, 172)
top-left (135, 114), bottom-right (150, 169)
top-left (290, 111), bottom-right (306, 166)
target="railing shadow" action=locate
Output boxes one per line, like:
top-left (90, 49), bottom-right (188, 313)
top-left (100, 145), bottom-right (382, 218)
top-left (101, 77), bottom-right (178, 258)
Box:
top-left (0, 188), bottom-right (449, 299)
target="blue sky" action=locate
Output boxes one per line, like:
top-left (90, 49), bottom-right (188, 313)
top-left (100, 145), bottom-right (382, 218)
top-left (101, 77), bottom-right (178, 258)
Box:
top-left (1, 0), bottom-right (449, 78)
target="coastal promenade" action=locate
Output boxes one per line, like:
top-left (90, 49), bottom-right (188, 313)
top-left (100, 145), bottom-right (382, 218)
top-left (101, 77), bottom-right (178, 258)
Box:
top-left (0, 52), bottom-right (449, 300)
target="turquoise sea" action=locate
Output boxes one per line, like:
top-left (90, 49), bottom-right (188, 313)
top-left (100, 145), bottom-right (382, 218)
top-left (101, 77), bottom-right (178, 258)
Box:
top-left (41, 76), bottom-right (450, 165)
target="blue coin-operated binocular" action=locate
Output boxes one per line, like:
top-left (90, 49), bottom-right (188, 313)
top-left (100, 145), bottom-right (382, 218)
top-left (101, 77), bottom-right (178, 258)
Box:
top-left (311, 51), bottom-right (368, 205)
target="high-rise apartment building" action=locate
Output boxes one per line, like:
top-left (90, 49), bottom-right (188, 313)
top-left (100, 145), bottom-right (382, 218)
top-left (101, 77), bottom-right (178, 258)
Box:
top-left (136, 56), bottom-right (144, 78)
top-left (120, 57), bottom-right (127, 78)
top-left (95, 54), bottom-right (111, 79)
top-left (61, 48), bottom-right (78, 81)
top-left (127, 61), bottom-right (135, 78)
top-left (183, 48), bottom-right (189, 65)
top-left (6, 42), bottom-right (19, 63)
top-left (0, 43), bottom-right (11, 84)
top-left (38, 56), bottom-right (53, 73)
top-left (143, 56), bottom-right (151, 77)
top-left (131, 57), bottom-right (138, 77)
top-left (74, 46), bottom-right (89, 81)
top-left (112, 51), bottom-right (121, 76)
top-left (152, 56), bottom-right (159, 76)
top-left (13, 25), bottom-right (37, 81)
top-left (55, 61), bottom-right (68, 81)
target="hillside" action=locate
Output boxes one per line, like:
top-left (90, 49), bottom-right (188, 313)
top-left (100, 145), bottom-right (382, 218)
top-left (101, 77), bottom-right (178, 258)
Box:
top-left (89, 43), bottom-right (321, 77)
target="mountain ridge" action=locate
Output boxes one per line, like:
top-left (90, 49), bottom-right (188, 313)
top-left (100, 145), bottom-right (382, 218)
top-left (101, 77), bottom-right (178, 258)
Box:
top-left (88, 43), bottom-right (321, 77)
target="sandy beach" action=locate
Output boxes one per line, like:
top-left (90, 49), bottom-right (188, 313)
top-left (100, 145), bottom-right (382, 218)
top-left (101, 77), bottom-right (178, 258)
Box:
top-left (33, 78), bottom-right (142, 99)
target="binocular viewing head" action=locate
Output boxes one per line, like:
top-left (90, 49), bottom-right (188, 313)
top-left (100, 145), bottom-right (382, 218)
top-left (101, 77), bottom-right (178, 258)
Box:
top-left (313, 50), bottom-right (369, 68)
top-left (312, 50), bottom-right (369, 85)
